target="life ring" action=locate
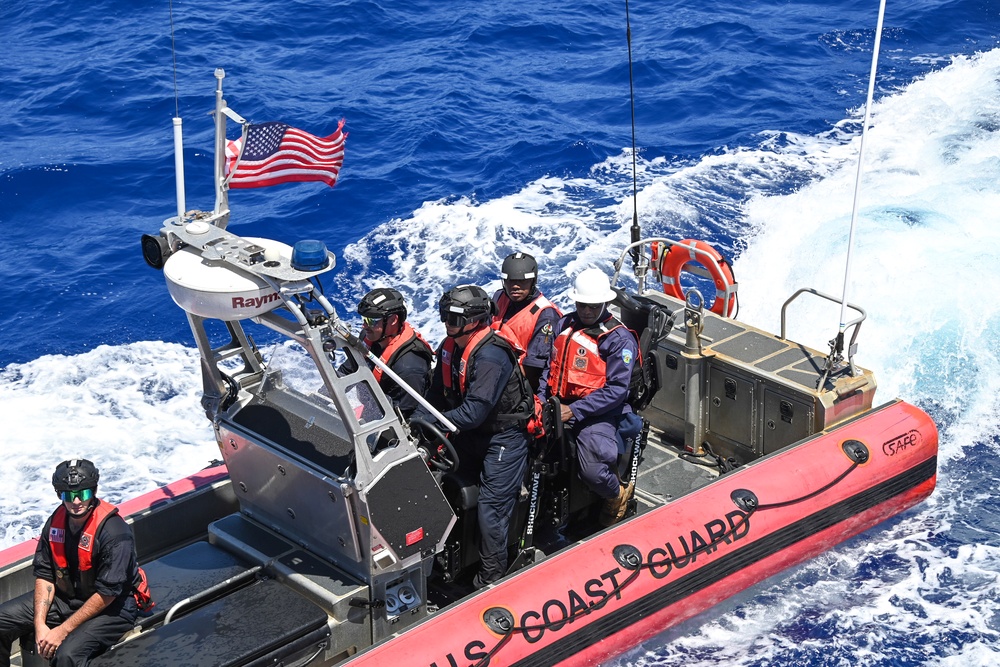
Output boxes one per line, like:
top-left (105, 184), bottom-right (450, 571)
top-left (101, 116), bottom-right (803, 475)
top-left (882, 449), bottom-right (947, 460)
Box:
top-left (654, 239), bottom-right (737, 317)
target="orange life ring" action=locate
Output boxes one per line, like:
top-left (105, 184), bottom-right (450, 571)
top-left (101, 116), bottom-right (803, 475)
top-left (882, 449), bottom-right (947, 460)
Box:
top-left (655, 239), bottom-right (737, 317)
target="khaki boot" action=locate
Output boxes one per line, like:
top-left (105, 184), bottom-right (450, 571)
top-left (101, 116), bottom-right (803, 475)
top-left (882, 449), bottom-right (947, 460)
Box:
top-left (599, 478), bottom-right (635, 527)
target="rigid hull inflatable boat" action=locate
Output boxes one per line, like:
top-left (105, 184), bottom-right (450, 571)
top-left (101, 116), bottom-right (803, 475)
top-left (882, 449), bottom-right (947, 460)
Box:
top-left (0, 228), bottom-right (937, 667)
top-left (0, 76), bottom-right (937, 667)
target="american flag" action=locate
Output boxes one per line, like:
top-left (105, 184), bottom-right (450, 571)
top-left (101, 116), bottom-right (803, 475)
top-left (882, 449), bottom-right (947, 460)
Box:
top-left (225, 120), bottom-right (346, 189)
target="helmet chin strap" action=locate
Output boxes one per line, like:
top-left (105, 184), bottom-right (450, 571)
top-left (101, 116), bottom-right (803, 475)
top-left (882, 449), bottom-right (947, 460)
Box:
top-left (366, 315), bottom-right (399, 346)
top-left (446, 320), bottom-right (483, 339)
top-left (67, 498), bottom-right (97, 524)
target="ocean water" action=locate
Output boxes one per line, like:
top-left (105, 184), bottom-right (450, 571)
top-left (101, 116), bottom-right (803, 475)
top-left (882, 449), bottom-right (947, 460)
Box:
top-left (2, 0), bottom-right (999, 664)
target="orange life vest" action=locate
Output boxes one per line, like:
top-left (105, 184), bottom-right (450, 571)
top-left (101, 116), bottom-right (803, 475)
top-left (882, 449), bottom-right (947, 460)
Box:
top-left (493, 292), bottom-right (561, 352)
top-left (369, 321), bottom-right (434, 383)
top-left (547, 318), bottom-right (629, 402)
top-left (48, 500), bottom-right (153, 611)
top-left (439, 325), bottom-right (533, 433)
top-left (441, 326), bottom-right (519, 395)
top-left (49, 500), bottom-right (118, 599)
top-left (49, 500), bottom-right (119, 576)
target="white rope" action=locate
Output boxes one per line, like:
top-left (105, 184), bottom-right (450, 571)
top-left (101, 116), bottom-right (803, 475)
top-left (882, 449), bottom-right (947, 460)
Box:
top-left (838, 0), bottom-right (888, 339)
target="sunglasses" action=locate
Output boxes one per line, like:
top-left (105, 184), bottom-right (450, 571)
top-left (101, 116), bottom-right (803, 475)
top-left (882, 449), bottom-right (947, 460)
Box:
top-left (60, 488), bottom-right (94, 503)
top-left (441, 311), bottom-right (471, 328)
top-left (362, 316), bottom-right (383, 327)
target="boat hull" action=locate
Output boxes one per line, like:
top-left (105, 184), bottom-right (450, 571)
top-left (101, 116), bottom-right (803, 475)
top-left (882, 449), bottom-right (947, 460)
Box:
top-left (345, 399), bottom-right (936, 667)
top-left (0, 401), bottom-right (935, 667)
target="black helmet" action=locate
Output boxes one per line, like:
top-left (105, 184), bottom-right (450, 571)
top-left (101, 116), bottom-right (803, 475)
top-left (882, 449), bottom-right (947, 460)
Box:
top-left (500, 252), bottom-right (538, 282)
top-left (52, 459), bottom-right (100, 493)
top-left (439, 285), bottom-right (495, 328)
top-left (358, 288), bottom-right (407, 321)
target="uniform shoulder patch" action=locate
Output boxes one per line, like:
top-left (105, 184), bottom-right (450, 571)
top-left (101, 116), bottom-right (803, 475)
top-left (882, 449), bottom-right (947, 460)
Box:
top-left (622, 348), bottom-right (633, 365)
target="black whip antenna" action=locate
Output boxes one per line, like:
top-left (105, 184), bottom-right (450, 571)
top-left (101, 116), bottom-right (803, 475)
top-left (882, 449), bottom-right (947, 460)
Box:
top-left (169, 0), bottom-right (180, 118)
top-left (625, 0), bottom-right (641, 265)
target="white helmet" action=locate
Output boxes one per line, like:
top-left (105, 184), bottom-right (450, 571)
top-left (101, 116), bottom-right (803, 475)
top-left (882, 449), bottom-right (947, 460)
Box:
top-left (568, 268), bottom-right (616, 304)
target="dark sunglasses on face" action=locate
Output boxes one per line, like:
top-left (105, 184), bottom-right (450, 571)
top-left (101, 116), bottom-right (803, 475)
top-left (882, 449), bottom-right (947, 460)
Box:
top-left (60, 488), bottom-right (94, 503)
top-left (442, 311), bottom-right (470, 328)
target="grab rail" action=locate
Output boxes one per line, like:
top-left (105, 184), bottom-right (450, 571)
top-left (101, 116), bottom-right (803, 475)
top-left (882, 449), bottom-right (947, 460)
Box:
top-left (163, 564), bottom-right (264, 625)
top-left (780, 287), bottom-right (867, 379)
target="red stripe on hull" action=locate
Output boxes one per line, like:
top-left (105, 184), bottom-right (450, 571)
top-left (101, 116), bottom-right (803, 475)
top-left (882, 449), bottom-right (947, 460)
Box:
top-left (348, 401), bottom-right (937, 667)
top-left (564, 475), bottom-right (937, 667)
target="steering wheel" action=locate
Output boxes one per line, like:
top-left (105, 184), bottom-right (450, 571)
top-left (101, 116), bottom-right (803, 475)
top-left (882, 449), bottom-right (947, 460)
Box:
top-left (409, 418), bottom-right (460, 473)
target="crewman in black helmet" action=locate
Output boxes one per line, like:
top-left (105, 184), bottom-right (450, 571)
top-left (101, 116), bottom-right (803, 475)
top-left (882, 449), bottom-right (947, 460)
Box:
top-left (343, 287), bottom-right (434, 419)
top-left (415, 285), bottom-right (533, 589)
top-left (0, 459), bottom-right (146, 667)
top-left (492, 252), bottom-right (561, 393)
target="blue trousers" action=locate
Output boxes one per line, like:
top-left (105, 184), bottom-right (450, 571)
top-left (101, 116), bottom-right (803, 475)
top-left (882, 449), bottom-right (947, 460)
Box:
top-left (459, 427), bottom-right (529, 588)
top-left (571, 415), bottom-right (622, 498)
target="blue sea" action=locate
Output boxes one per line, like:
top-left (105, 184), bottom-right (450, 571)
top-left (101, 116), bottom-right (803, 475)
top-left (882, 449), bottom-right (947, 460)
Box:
top-left (2, 0), bottom-right (999, 664)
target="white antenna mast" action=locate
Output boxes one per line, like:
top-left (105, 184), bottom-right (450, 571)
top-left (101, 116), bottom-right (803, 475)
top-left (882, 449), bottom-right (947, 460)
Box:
top-left (826, 0), bottom-right (887, 379)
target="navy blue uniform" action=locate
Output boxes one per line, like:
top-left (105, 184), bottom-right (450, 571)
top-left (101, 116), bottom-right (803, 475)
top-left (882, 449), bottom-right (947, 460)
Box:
top-left (369, 340), bottom-right (431, 419)
top-left (418, 334), bottom-right (530, 588)
top-left (538, 311), bottom-right (638, 498)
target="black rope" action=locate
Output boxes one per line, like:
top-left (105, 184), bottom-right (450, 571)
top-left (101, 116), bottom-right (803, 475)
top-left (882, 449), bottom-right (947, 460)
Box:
top-left (755, 461), bottom-right (860, 511)
top-left (473, 625), bottom-right (516, 666)
top-left (472, 458), bottom-right (862, 666)
top-left (679, 442), bottom-right (740, 473)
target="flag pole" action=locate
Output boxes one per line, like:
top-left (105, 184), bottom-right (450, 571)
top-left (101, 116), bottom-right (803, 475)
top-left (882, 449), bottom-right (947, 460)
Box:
top-left (213, 68), bottom-right (230, 228)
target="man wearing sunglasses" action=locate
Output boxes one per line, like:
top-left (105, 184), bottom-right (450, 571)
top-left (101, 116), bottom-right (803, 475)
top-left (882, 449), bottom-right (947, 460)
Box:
top-left (0, 459), bottom-right (141, 666)
top-left (491, 252), bottom-right (562, 393)
top-left (416, 284), bottom-right (533, 589)
top-left (538, 268), bottom-right (640, 527)
top-left (345, 288), bottom-right (434, 419)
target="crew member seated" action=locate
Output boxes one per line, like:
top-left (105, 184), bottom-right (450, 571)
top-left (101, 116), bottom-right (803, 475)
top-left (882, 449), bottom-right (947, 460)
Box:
top-left (342, 288), bottom-right (434, 419)
top-left (537, 268), bottom-right (640, 526)
top-left (492, 252), bottom-right (561, 393)
top-left (414, 285), bottom-right (533, 589)
top-left (0, 459), bottom-right (145, 667)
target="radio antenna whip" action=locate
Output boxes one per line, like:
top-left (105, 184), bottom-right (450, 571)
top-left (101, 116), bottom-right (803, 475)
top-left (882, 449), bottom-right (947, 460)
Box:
top-left (168, 0), bottom-right (186, 220)
top-left (823, 0), bottom-right (887, 384)
top-left (625, 0), bottom-right (642, 268)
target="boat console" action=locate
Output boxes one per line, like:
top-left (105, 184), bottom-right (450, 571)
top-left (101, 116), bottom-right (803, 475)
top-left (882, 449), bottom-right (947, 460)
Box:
top-left (130, 216), bottom-right (460, 663)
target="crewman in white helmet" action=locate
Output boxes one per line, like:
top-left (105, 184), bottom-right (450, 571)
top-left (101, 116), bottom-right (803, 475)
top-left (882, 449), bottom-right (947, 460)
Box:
top-left (537, 268), bottom-right (639, 526)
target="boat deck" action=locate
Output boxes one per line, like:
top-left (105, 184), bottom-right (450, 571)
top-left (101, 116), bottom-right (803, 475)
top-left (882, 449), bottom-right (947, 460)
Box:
top-left (634, 431), bottom-right (720, 509)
